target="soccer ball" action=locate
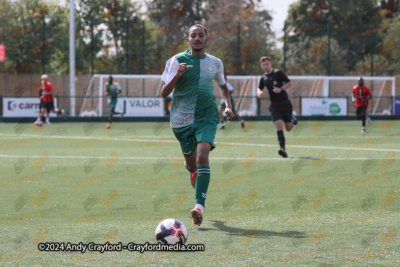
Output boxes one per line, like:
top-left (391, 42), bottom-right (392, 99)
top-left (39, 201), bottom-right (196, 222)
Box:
top-left (155, 218), bottom-right (188, 245)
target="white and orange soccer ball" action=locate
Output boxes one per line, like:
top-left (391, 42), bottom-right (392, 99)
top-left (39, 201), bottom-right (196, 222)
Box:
top-left (155, 218), bottom-right (188, 245)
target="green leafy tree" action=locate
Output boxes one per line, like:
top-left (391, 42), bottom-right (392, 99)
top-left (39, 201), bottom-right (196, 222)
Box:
top-left (98, 0), bottom-right (142, 74)
top-left (0, 0), bottom-right (71, 74)
top-left (146, 0), bottom-right (206, 74)
top-left (75, 0), bottom-right (108, 74)
top-left (204, 0), bottom-right (275, 75)
top-left (285, 0), bottom-right (386, 75)
top-left (378, 14), bottom-right (400, 74)
top-left (146, 0), bottom-right (275, 75)
top-left (44, 6), bottom-right (69, 74)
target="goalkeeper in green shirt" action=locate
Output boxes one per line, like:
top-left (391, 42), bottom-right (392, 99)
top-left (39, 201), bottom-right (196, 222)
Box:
top-left (161, 24), bottom-right (234, 226)
top-left (104, 75), bottom-right (122, 129)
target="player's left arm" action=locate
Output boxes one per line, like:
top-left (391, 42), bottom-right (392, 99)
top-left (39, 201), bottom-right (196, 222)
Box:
top-left (219, 84), bottom-right (234, 121)
top-left (365, 87), bottom-right (372, 103)
top-left (215, 63), bottom-right (233, 121)
top-left (273, 71), bottom-right (291, 93)
top-left (117, 84), bottom-right (122, 95)
top-left (45, 84), bottom-right (54, 96)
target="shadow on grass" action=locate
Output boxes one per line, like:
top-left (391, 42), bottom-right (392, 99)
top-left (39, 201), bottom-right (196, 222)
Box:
top-left (198, 220), bottom-right (306, 239)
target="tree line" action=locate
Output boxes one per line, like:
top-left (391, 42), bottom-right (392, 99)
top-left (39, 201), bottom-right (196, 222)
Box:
top-left (0, 0), bottom-right (398, 76)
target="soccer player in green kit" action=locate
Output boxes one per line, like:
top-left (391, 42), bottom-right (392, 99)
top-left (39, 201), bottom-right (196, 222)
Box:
top-left (161, 24), bottom-right (234, 226)
top-left (104, 75), bottom-right (122, 129)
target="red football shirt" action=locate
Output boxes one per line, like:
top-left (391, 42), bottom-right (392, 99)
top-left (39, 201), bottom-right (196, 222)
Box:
top-left (42, 82), bottom-right (54, 103)
top-left (352, 85), bottom-right (372, 107)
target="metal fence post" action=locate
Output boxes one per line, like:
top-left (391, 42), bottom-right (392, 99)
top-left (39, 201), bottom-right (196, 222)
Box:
top-left (299, 96), bottom-right (302, 116)
top-left (370, 31), bottom-right (374, 92)
top-left (142, 20), bottom-right (145, 74)
top-left (283, 21), bottom-right (287, 73)
top-left (237, 22), bottom-right (241, 75)
top-left (42, 16), bottom-right (46, 74)
top-left (370, 32), bottom-right (374, 77)
top-left (126, 19), bottom-right (129, 75)
top-left (91, 17), bottom-right (94, 76)
top-left (327, 24), bottom-right (331, 76)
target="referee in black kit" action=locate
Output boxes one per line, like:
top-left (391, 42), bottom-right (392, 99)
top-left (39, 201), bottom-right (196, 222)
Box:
top-left (257, 56), bottom-right (297, 158)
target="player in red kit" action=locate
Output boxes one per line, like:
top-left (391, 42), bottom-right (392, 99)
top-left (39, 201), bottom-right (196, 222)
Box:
top-left (34, 75), bottom-right (62, 126)
top-left (352, 77), bottom-right (372, 133)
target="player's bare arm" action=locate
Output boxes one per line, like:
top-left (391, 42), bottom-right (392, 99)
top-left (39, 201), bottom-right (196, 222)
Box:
top-left (161, 63), bottom-right (188, 98)
top-left (42, 91), bottom-right (53, 96)
top-left (273, 81), bottom-right (292, 93)
top-left (219, 83), bottom-right (234, 121)
top-left (257, 88), bottom-right (264, 98)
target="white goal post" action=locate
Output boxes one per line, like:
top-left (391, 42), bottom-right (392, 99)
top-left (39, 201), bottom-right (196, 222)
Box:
top-left (80, 74), bottom-right (162, 117)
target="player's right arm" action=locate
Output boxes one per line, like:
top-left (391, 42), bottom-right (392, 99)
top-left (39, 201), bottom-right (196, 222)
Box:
top-left (352, 86), bottom-right (356, 103)
top-left (257, 77), bottom-right (265, 98)
top-left (104, 83), bottom-right (109, 96)
top-left (257, 88), bottom-right (265, 98)
top-left (161, 58), bottom-right (188, 98)
top-left (39, 88), bottom-right (44, 100)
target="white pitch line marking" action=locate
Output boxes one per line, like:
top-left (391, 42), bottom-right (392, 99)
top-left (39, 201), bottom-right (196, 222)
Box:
top-left (0, 155), bottom-right (397, 161)
top-left (0, 134), bottom-right (398, 152)
top-left (2, 133), bottom-right (400, 139)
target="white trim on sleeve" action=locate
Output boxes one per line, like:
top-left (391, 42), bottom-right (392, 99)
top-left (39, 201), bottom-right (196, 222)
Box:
top-left (214, 61), bottom-right (225, 85)
top-left (165, 57), bottom-right (179, 84)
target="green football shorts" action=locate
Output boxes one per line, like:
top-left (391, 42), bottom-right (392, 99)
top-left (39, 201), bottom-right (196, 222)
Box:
top-left (109, 98), bottom-right (118, 108)
top-left (172, 121), bottom-right (218, 157)
top-left (219, 96), bottom-right (236, 113)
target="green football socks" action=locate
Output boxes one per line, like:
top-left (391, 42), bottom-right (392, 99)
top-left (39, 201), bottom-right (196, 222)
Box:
top-left (195, 166), bottom-right (210, 207)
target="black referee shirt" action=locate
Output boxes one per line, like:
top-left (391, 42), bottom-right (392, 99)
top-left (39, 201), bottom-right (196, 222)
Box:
top-left (258, 68), bottom-right (290, 103)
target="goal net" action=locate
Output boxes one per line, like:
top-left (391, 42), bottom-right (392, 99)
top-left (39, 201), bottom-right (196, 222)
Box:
top-left (326, 77), bottom-right (395, 116)
top-left (80, 74), bottom-right (163, 117)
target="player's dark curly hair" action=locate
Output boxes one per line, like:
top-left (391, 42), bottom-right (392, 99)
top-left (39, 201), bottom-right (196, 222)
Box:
top-left (188, 24), bottom-right (208, 36)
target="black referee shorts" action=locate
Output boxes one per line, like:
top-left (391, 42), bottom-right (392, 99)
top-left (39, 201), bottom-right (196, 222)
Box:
top-left (269, 100), bottom-right (293, 123)
top-left (356, 105), bottom-right (368, 119)
top-left (43, 101), bottom-right (55, 113)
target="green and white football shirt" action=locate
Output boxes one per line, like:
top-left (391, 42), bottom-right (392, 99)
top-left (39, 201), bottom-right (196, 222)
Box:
top-left (105, 82), bottom-right (121, 98)
top-left (164, 50), bottom-right (225, 128)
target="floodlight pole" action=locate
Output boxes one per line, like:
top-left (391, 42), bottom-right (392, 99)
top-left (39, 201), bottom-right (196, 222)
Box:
top-left (69, 0), bottom-right (76, 117)
top-left (283, 21), bottom-right (287, 73)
